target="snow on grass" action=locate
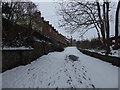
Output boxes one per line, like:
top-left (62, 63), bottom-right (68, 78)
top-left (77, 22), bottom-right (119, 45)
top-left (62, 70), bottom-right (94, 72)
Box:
top-left (2, 47), bottom-right (118, 88)
top-left (87, 49), bottom-right (120, 57)
top-left (109, 50), bottom-right (120, 57)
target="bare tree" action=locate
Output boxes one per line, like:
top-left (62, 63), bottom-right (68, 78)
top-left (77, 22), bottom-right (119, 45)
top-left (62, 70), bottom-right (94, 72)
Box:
top-left (58, 1), bottom-right (101, 39)
top-left (102, 0), bottom-right (110, 54)
top-left (2, 2), bottom-right (24, 23)
top-left (2, 2), bottom-right (38, 27)
top-left (59, 0), bottom-right (112, 54)
top-left (24, 2), bottom-right (37, 29)
top-left (2, 1), bottom-right (39, 47)
top-left (114, 0), bottom-right (120, 49)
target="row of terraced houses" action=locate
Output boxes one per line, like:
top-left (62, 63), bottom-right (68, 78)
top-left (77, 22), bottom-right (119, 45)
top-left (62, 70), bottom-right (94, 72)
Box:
top-left (2, 11), bottom-right (70, 47)
top-left (30, 11), bottom-right (70, 46)
top-left (40, 17), bottom-right (69, 46)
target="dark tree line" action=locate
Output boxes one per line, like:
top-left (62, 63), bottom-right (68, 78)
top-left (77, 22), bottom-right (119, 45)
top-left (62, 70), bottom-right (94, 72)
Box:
top-left (77, 38), bottom-right (102, 49)
top-left (2, 1), bottom-right (42, 47)
top-left (2, 2), bottom-right (41, 29)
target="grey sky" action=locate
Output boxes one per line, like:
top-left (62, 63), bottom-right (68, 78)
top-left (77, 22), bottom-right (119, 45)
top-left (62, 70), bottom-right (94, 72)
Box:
top-left (36, 2), bottom-right (72, 39)
top-left (32, 1), bottom-right (118, 41)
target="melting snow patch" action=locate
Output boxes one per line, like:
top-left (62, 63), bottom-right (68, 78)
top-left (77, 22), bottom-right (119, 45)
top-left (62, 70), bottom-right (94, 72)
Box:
top-left (68, 55), bottom-right (79, 62)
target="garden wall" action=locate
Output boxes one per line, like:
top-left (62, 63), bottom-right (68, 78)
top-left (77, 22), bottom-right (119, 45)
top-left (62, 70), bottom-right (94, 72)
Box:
top-left (2, 41), bottom-right (64, 72)
top-left (78, 48), bottom-right (120, 67)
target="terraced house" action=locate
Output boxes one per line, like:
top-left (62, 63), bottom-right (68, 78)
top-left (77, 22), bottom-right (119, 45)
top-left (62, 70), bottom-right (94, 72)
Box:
top-left (2, 9), bottom-right (69, 47)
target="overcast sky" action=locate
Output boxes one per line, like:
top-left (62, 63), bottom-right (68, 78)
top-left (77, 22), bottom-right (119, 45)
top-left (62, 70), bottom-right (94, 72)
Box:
top-left (32, 0), bottom-right (118, 41)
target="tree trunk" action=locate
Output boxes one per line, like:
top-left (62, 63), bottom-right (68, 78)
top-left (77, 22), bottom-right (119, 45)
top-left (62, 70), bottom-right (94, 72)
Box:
top-left (114, 0), bottom-right (120, 50)
top-left (96, 1), bottom-right (106, 50)
top-left (105, 1), bottom-right (110, 54)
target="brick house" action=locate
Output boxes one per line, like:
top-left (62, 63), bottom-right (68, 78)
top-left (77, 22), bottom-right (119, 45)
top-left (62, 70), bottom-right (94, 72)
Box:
top-left (39, 17), bottom-right (69, 46)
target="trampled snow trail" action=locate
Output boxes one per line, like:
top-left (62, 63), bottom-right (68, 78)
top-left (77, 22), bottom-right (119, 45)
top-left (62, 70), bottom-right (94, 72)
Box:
top-left (2, 47), bottom-right (118, 88)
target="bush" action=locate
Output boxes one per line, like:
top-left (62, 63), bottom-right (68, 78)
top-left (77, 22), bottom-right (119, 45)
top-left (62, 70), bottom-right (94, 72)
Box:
top-left (54, 46), bottom-right (64, 52)
top-left (77, 38), bottom-right (103, 49)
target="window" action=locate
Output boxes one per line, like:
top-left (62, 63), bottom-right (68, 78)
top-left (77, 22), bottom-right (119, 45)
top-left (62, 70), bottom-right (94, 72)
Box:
top-left (41, 27), bottom-right (43, 32)
top-left (50, 28), bottom-right (52, 32)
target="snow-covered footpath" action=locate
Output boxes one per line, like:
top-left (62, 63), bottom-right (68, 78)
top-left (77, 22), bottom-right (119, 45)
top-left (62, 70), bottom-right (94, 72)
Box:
top-left (2, 47), bottom-right (118, 88)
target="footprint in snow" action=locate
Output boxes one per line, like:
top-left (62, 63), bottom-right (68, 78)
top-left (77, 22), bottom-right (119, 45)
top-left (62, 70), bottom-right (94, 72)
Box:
top-left (40, 81), bottom-right (43, 84)
top-left (75, 68), bottom-right (77, 70)
top-left (66, 80), bottom-right (72, 85)
top-left (92, 84), bottom-right (95, 88)
top-left (82, 68), bottom-right (84, 70)
top-left (69, 76), bottom-right (71, 79)
top-left (79, 81), bottom-right (82, 84)
top-left (57, 76), bottom-right (60, 80)
top-left (79, 75), bottom-right (81, 77)
top-left (28, 68), bottom-right (34, 71)
top-left (27, 68), bottom-right (35, 74)
top-left (64, 69), bottom-right (67, 72)
top-left (27, 68), bottom-right (31, 74)
top-left (32, 74), bottom-right (36, 78)
top-left (74, 70), bottom-right (76, 73)
top-left (60, 70), bottom-right (62, 72)
top-left (44, 72), bottom-right (47, 74)
top-left (48, 83), bottom-right (51, 86)
top-left (66, 76), bottom-right (73, 85)
top-left (72, 64), bottom-right (75, 67)
top-left (89, 84), bottom-right (95, 88)
top-left (48, 81), bottom-right (56, 86)
top-left (83, 76), bottom-right (86, 80)
top-left (83, 73), bottom-right (86, 76)
top-left (56, 72), bottom-right (59, 75)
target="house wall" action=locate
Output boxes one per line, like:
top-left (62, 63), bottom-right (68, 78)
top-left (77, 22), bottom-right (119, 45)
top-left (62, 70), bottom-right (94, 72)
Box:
top-left (40, 18), bottom-right (69, 45)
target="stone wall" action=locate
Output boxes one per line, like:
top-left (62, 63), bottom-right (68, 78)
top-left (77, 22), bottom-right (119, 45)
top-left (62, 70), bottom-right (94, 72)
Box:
top-left (2, 41), bottom-right (64, 72)
top-left (78, 48), bottom-right (120, 67)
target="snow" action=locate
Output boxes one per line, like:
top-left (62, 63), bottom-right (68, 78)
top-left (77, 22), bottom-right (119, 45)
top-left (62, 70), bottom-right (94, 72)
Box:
top-left (2, 47), bottom-right (118, 88)
top-left (1, 47), bottom-right (34, 50)
top-left (87, 49), bottom-right (120, 57)
top-left (33, 37), bottom-right (46, 43)
top-left (0, 74), bottom-right (2, 90)
top-left (109, 50), bottom-right (120, 57)
top-left (79, 52), bottom-right (118, 88)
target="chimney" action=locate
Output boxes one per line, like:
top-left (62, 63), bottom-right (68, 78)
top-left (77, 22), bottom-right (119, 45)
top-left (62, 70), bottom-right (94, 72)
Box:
top-left (47, 21), bottom-right (49, 24)
top-left (41, 17), bottom-right (44, 20)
